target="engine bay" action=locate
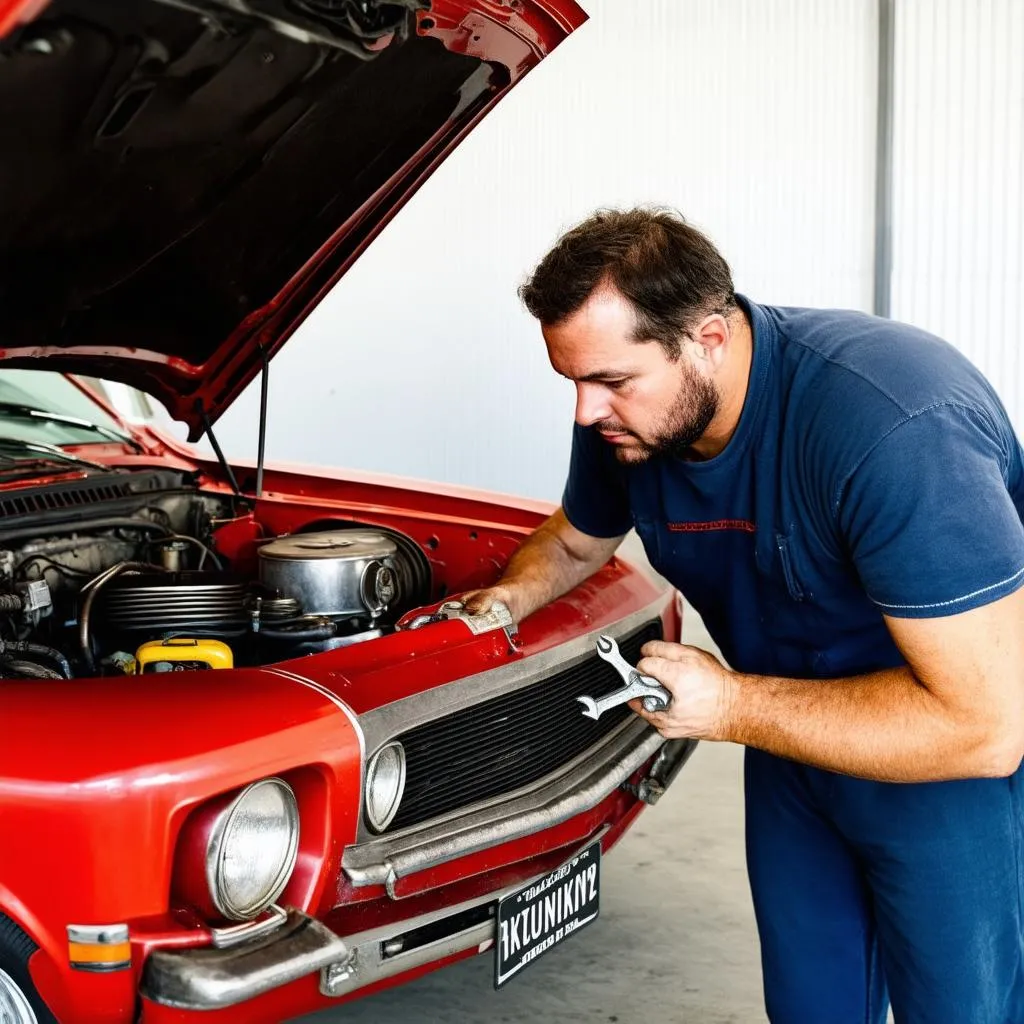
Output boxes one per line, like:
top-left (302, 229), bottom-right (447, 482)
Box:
top-left (0, 468), bottom-right (433, 680)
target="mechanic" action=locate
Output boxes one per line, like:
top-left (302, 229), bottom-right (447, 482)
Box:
top-left (462, 208), bottom-right (1024, 1024)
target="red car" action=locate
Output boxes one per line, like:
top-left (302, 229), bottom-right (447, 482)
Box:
top-left (0, 1), bottom-right (694, 1021)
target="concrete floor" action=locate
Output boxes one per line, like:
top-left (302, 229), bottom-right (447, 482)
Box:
top-left (301, 541), bottom-right (769, 1023)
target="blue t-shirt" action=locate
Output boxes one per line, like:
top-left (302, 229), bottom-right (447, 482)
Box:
top-left (562, 297), bottom-right (1024, 679)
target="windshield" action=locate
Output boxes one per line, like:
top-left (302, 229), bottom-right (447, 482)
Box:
top-left (0, 370), bottom-right (127, 446)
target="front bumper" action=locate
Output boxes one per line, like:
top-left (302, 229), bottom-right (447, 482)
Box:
top-left (140, 738), bottom-right (696, 1011)
top-left (140, 910), bottom-right (348, 1010)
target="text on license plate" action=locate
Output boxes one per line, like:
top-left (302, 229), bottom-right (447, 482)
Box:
top-left (494, 840), bottom-right (601, 988)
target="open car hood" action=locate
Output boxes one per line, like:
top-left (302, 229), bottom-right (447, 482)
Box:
top-left (0, 0), bottom-right (586, 440)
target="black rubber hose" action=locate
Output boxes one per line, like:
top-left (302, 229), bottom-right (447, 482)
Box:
top-left (0, 658), bottom-right (62, 680)
top-left (0, 641), bottom-right (72, 679)
top-left (258, 622), bottom-right (337, 642)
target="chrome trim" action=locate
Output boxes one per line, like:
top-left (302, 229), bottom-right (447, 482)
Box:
top-left (266, 666), bottom-right (367, 799)
top-left (143, 832), bottom-right (610, 1010)
top-left (374, 713), bottom-right (637, 850)
top-left (360, 595), bottom-right (669, 753)
top-left (206, 778), bottom-right (300, 921)
top-left (364, 741), bottom-right (407, 834)
top-left (210, 904), bottom-right (289, 950)
top-left (320, 917), bottom-right (493, 999)
top-left (342, 717), bottom-right (664, 888)
top-left (70, 960), bottom-right (131, 974)
top-left (140, 909), bottom-right (349, 1011)
top-left (333, 826), bottom-right (609, 979)
top-left (66, 923), bottom-right (129, 945)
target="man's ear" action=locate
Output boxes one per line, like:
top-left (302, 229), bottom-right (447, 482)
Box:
top-left (694, 314), bottom-right (729, 368)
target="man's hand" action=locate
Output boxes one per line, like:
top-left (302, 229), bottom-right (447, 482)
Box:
top-left (628, 587), bottom-right (1024, 782)
top-left (460, 584), bottom-right (527, 622)
top-left (631, 640), bottom-right (736, 740)
top-left (455, 509), bottom-right (625, 628)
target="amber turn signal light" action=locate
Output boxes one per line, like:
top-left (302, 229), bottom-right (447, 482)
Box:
top-left (66, 924), bottom-right (130, 972)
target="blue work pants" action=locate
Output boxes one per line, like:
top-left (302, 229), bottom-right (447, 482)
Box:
top-left (745, 747), bottom-right (1024, 1023)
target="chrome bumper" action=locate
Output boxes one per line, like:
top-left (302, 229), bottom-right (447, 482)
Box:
top-left (140, 739), bottom-right (696, 1011)
top-left (143, 880), bottom-right (520, 1010)
top-left (140, 909), bottom-right (348, 1010)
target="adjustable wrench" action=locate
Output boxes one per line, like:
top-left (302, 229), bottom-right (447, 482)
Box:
top-left (577, 634), bottom-right (672, 720)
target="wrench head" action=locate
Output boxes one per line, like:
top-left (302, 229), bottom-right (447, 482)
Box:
top-left (642, 693), bottom-right (667, 712)
top-left (576, 695), bottom-right (600, 720)
top-left (595, 634), bottom-right (615, 656)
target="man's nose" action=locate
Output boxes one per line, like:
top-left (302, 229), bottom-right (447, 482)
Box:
top-left (575, 383), bottom-right (611, 426)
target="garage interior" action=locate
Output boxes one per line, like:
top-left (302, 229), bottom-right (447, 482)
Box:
top-left (76, 0), bottom-right (1023, 1021)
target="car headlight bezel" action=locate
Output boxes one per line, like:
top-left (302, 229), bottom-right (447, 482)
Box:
top-left (205, 776), bottom-right (300, 921)
top-left (364, 741), bottom-right (407, 833)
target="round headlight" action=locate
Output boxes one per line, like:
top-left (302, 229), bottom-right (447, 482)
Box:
top-left (365, 742), bottom-right (406, 833)
top-left (206, 778), bottom-right (299, 921)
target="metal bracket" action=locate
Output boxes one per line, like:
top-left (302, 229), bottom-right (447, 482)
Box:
top-left (621, 738), bottom-right (698, 806)
top-left (621, 778), bottom-right (667, 806)
top-left (321, 948), bottom-right (360, 996)
top-left (209, 904), bottom-right (288, 949)
top-left (406, 600), bottom-right (520, 651)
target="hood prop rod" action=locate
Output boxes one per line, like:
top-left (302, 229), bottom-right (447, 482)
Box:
top-left (197, 400), bottom-right (243, 500)
top-left (255, 346), bottom-right (269, 499)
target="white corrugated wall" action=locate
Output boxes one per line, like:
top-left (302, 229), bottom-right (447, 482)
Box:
top-left (203, 0), bottom-right (878, 502)
top-left (890, 0), bottom-right (1024, 434)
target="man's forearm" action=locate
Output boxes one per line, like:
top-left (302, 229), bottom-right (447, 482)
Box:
top-left (727, 667), bottom-right (1010, 782)
top-left (495, 514), bottom-right (617, 620)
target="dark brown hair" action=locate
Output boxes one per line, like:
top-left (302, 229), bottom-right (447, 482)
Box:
top-left (519, 208), bottom-right (736, 360)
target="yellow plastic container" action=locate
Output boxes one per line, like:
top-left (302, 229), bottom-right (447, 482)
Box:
top-left (133, 638), bottom-right (234, 674)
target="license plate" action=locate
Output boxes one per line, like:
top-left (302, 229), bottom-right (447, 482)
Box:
top-left (494, 840), bottom-right (601, 988)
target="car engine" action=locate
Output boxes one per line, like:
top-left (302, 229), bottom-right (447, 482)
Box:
top-left (0, 469), bottom-right (431, 680)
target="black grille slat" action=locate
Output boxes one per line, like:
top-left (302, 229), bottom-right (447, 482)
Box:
top-left (403, 664), bottom-right (634, 757)
top-left (407, 687), bottom-right (607, 758)
top-left (405, 656), bottom-right (630, 746)
top-left (387, 621), bottom-right (662, 831)
top-left (407, 701), bottom-right (614, 771)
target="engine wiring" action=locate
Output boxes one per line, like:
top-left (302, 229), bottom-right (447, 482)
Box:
top-left (15, 554), bottom-right (93, 580)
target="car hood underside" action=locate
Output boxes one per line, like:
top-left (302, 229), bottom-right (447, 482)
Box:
top-left (0, 0), bottom-right (585, 437)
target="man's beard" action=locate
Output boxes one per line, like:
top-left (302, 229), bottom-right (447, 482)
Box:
top-left (606, 363), bottom-right (719, 464)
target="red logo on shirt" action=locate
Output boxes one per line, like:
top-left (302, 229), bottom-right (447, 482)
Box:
top-left (666, 519), bottom-right (756, 533)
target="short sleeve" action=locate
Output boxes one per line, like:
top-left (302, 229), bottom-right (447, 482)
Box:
top-left (838, 403), bottom-right (1024, 618)
top-left (561, 423), bottom-right (633, 538)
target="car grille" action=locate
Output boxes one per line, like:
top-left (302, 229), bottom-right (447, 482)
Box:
top-left (387, 620), bottom-right (663, 832)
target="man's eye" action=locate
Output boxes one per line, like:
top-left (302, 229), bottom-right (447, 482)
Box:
top-left (605, 379), bottom-right (628, 390)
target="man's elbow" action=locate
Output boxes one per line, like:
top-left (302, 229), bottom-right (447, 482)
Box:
top-left (943, 674), bottom-right (1024, 778)
top-left (971, 721), bottom-right (1024, 779)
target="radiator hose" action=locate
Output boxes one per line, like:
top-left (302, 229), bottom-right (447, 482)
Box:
top-left (79, 561), bottom-right (164, 675)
